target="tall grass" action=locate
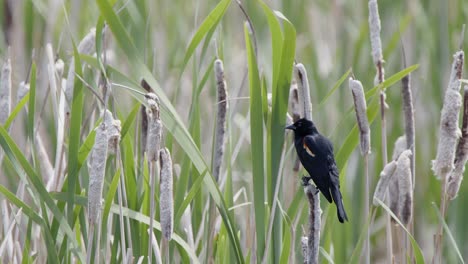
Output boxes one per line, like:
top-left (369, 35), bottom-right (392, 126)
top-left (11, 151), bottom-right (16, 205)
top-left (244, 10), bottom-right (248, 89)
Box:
top-left (0, 0), bottom-right (467, 263)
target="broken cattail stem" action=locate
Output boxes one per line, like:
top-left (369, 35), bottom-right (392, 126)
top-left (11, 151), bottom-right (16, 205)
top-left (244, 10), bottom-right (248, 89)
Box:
top-left (304, 185), bottom-right (321, 264)
top-left (373, 160), bottom-right (397, 206)
top-left (65, 28), bottom-right (96, 107)
top-left (212, 59), bottom-right (228, 182)
top-left (395, 150), bottom-right (413, 226)
top-left (146, 93), bottom-right (162, 162)
top-left (447, 85), bottom-right (468, 199)
top-left (159, 148), bottom-right (173, 240)
top-left (349, 78), bottom-right (371, 155)
top-left (0, 54), bottom-right (12, 124)
top-left (294, 63), bottom-right (312, 120)
top-left (140, 80), bottom-right (153, 157)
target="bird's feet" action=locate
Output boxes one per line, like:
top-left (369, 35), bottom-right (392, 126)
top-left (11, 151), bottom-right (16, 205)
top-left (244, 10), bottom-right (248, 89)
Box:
top-left (301, 176), bottom-right (312, 186)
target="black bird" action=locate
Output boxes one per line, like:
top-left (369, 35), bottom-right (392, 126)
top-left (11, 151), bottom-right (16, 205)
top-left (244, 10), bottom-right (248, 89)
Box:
top-left (286, 118), bottom-right (348, 223)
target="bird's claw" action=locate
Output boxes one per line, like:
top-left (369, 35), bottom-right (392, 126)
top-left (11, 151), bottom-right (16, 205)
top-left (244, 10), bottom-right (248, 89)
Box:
top-left (301, 176), bottom-right (312, 186)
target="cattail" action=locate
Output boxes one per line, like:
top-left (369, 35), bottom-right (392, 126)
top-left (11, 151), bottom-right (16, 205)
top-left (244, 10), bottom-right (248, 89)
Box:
top-left (104, 110), bottom-right (121, 155)
top-left (294, 63), bottom-right (312, 120)
top-left (447, 85), bottom-right (468, 199)
top-left (432, 51), bottom-right (464, 177)
top-left (212, 59), bottom-right (228, 182)
top-left (395, 150), bottom-right (413, 225)
top-left (159, 148), bottom-right (173, 240)
top-left (140, 80), bottom-right (153, 156)
top-left (304, 185), bottom-right (321, 264)
top-left (373, 160), bottom-right (397, 206)
top-left (349, 78), bottom-right (371, 155)
top-left (301, 236), bottom-right (308, 264)
top-left (401, 70), bottom-right (415, 188)
top-left (65, 28), bottom-right (96, 106)
top-left (289, 83), bottom-right (300, 122)
top-left (16, 81), bottom-right (30, 102)
top-left (368, 0), bottom-right (382, 66)
top-left (145, 93), bottom-right (162, 162)
top-left (36, 133), bottom-right (54, 184)
top-left (388, 136), bottom-right (407, 217)
top-left (0, 55), bottom-right (12, 124)
top-left (88, 110), bottom-right (111, 224)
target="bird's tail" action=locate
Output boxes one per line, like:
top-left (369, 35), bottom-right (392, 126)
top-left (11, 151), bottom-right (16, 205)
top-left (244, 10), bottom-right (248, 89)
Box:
top-left (331, 186), bottom-right (348, 223)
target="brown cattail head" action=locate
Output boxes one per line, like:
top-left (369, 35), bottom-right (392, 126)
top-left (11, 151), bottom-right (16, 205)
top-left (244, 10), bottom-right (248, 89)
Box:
top-left (349, 78), bottom-right (371, 155)
top-left (145, 93), bottom-right (162, 162)
top-left (0, 55), bottom-right (12, 124)
top-left (447, 85), bottom-right (468, 200)
top-left (212, 59), bottom-right (228, 182)
top-left (395, 149), bottom-right (413, 225)
top-left (159, 148), bottom-right (173, 240)
top-left (432, 51), bottom-right (464, 178)
top-left (87, 111), bottom-right (110, 224)
top-left (373, 160), bottom-right (397, 206)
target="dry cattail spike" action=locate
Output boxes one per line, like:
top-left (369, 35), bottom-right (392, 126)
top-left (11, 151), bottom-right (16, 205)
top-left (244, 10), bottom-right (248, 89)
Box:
top-left (301, 236), bottom-right (308, 264)
top-left (159, 148), bottom-right (173, 240)
top-left (368, 0), bottom-right (383, 66)
top-left (139, 80), bottom-right (153, 156)
top-left (349, 78), bottom-right (371, 155)
top-left (16, 81), bottom-right (30, 102)
top-left (389, 136), bottom-right (407, 218)
top-left (304, 184), bottom-right (321, 264)
top-left (447, 85), bottom-right (468, 200)
top-left (212, 59), bottom-right (228, 182)
top-left (104, 111), bottom-right (121, 155)
top-left (0, 54), bottom-right (12, 124)
top-left (146, 92), bottom-right (162, 162)
top-left (294, 63), bottom-right (312, 120)
top-left (395, 150), bottom-right (413, 225)
top-left (401, 70), bottom-right (415, 188)
top-left (432, 51), bottom-right (464, 178)
top-left (87, 110), bottom-right (111, 224)
top-left (373, 160), bottom-right (397, 206)
top-left (289, 83), bottom-right (300, 122)
top-left (65, 28), bottom-right (97, 106)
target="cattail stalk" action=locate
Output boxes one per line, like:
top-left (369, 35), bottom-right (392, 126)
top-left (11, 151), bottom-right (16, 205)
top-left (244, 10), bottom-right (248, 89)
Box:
top-left (145, 92), bottom-right (162, 264)
top-left (293, 63), bottom-right (320, 264)
top-left (433, 49), bottom-right (464, 264)
top-left (212, 59), bottom-right (228, 182)
top-left (447, 85), bottom-right (468, 199)
top-left (349, 77), bottom-right (371, 263)
top-left (0, 54), bottom-right (11, 124)
top-left (304, 185), bottom-right (321, 264)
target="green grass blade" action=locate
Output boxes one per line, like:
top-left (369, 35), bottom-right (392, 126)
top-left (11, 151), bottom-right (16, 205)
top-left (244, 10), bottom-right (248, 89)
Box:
top-left (96, 3), bottom-right (243, 261)
top-left (375, 199), bottom-right (425, 263)
top-left (4, 92), bottom-right (29, 130)
top-left (181, 0), bottom-right (231, 72)
top-left (317, 68), bottom-right (352, 110)
top-left (28, 62), bottom-right (36, 141)
top-left (245, 24), bottom-right (266, 261)
top-left (22, 218), bottom-right (33, 264)
top-left (431, 203), bottom-right (464, 263)
top-left (67, 42), bottom-right (85, 225)
top-left (0, 127), bottom-right (85, 262)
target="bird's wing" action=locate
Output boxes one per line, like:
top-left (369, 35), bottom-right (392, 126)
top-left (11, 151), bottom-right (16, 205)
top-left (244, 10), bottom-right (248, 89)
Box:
top-left (302, 135), bottom-right (330, 162)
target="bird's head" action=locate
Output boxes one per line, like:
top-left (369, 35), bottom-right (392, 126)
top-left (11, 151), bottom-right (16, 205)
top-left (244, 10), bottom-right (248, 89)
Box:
top-left (285, 118), bottom-right (318, 136)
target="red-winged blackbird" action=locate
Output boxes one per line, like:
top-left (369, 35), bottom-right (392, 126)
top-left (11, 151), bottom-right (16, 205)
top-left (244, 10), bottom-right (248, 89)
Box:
top-left (286, 118), bottom-right (348, 223)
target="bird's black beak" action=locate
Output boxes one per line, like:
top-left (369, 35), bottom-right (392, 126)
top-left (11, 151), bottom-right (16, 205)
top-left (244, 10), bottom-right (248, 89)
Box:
top-left (285, 124), bottom-right (296, 131)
